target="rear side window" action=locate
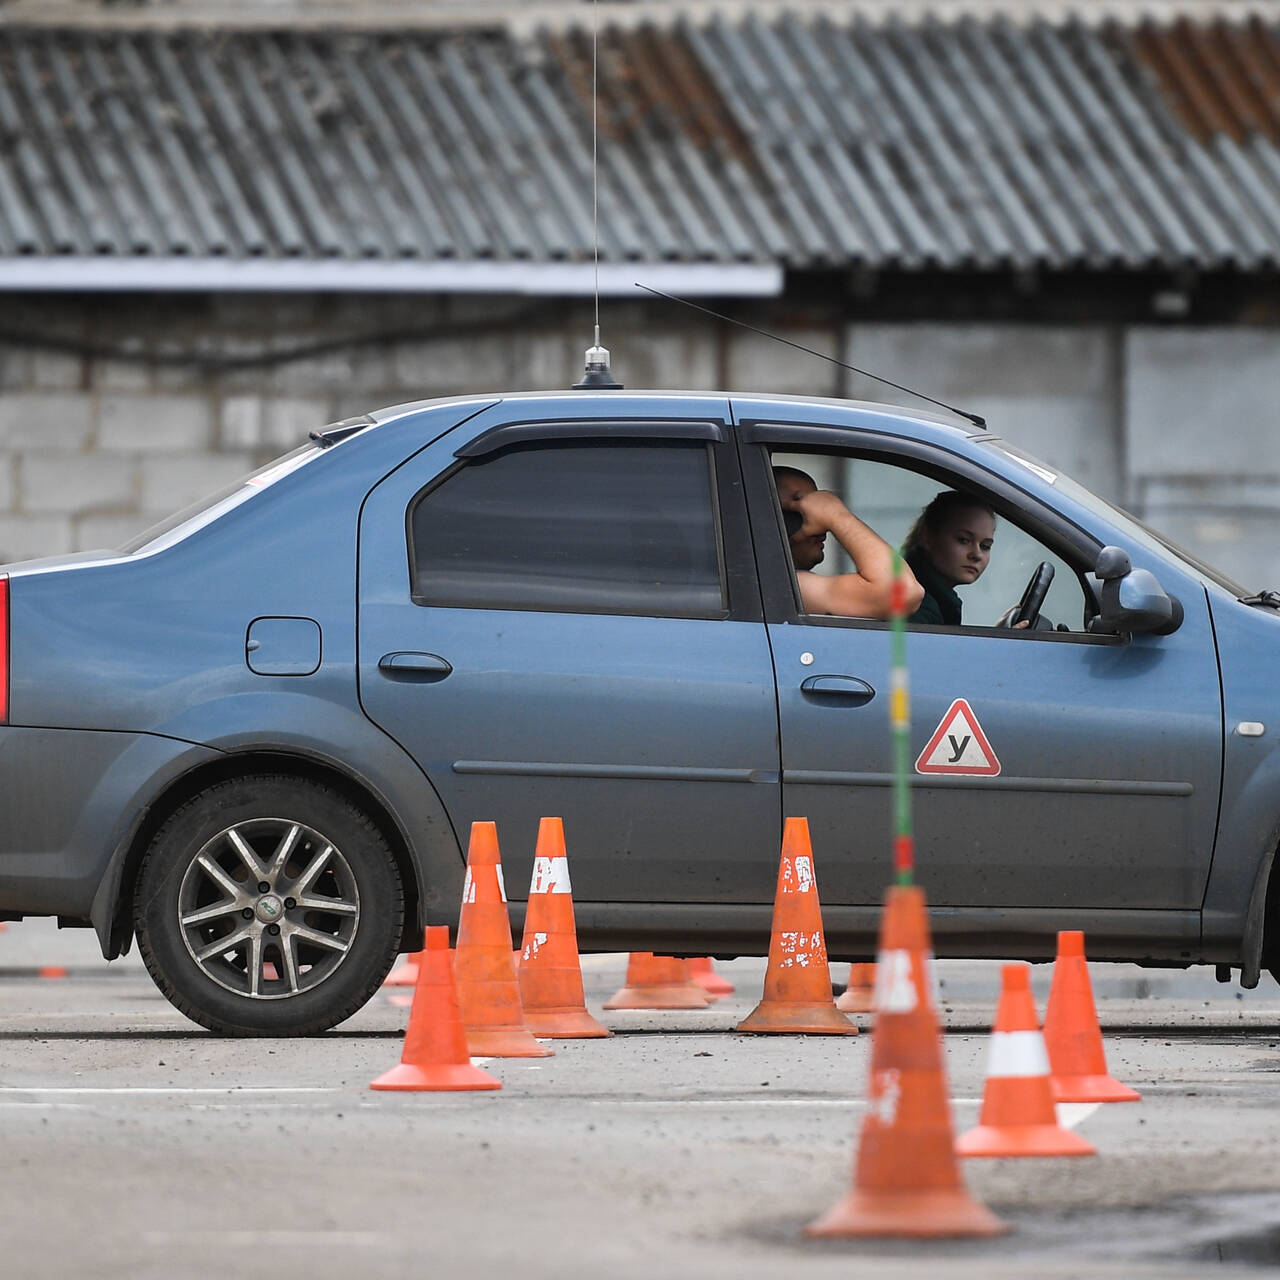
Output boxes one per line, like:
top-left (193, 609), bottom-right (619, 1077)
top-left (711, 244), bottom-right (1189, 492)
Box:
top-left (120, 444), bottom-right (323, 555)
top-left (408, 440), bottom-right (725, 616)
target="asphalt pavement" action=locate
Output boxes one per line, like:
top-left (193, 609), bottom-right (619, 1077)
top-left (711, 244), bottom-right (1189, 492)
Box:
top-left (3, 919), bottom-right (1280, 1279)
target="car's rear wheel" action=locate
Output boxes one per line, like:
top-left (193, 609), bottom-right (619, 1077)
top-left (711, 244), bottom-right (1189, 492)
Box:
top-left (134, 775), bottom-right (403, 1035)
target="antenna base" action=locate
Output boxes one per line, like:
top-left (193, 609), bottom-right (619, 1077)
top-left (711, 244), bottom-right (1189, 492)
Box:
top-left (572, 344), bottom-right (623, 391)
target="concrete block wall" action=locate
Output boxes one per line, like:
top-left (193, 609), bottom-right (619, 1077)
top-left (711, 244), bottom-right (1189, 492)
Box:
top-left (834, 323), bottom-right (1280, 591)
top-left (0, 372), bottom-right (259, 562)
top-left (1125, 328), bottom-right (1280, 591)
top-left (0, 296), bottom-right (1275, 592)
top-left (844, 324), bottom-right (1126, 502)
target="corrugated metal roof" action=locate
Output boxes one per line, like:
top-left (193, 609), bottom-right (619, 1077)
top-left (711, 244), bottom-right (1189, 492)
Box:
top-left (0, 12), bottom-right (1278, 281)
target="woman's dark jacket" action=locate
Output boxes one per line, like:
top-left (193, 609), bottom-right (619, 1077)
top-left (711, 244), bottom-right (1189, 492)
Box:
top-left (906, 547), bottom-right (962, 626)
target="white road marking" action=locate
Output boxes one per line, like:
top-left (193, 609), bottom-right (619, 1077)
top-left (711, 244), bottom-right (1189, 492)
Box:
top-left (0, 1086), bottom-right (339, 1095)
top-left (0, 1101), bottom-right (91, 1109)
top-left (187, 1103), bottom-right (341, 1111)
top-left (142, 1230), bottom-right (380, 1247)
top-left (580, 1097), bottom-right (986, 1107)
top-left (0, 1089), bottom-right (982, 1106)
top-left (1055, 1101), bottom-right (1101, 1129)
top-left (0, 1090), bottom-right (1098, 1120)
top-left (0, 1012), bottom-right (177, 1021)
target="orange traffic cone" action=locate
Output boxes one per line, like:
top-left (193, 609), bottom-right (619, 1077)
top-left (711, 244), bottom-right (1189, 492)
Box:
top-left (739, 818), bottom-right (855, 1035)
top-left (370, 926), bottom-right (502, 1092)
top-left (455, 822), bottom-right (554, 1058)
top-left (384, 948), bottom-right (424, 987)
top-left (836, 962), bottom-right (876, 1014)
top-left (689, 957), bottom-right (735, 998)
top-left (517, 818), bottom-right (609, 1039)
top-left (603, 953), bottom-right (712, 1009)
top-left (807, 884), bottom-right (1007, 1237)
top-left (956, 963), bottom-right (1096, 1157)
top-left (1044, 931), bottom-right (1141, 1103)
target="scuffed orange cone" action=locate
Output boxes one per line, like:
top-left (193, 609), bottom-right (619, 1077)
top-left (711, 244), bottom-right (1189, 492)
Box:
top-left (836, 962), bottom-right (876, 1014)
top-left (1044, 931), bottom-right (1141, 1104)
top-left (517, 818), bottom-right (609, 1039)
top-left (807, 885), bottom-right (1006, 1237)
top-left (739, 818), bottom-right (855, 1035)
top-left (455, 822), bottom-right (554, 1058)
top-left (602, 953), bottom-right (712, 1009)
top-left (956, 963), bottom-right (1096, 1158)
top-left (370, 926), bottom-right (501, 1092)
top-left (689, 957), bottom-right (735, 998)
top-left (384, 949), bottom-right (424, 987)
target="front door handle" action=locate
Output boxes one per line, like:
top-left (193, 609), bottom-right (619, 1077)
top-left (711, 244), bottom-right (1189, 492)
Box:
top-left (800, 674), bottom-right (875, 706)
top-left (378, 652), bottom-right (453, 681)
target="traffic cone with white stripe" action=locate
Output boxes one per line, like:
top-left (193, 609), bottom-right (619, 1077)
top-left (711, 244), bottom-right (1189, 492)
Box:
top-left (370, 926), bottom-right (502, 1093)
top-left (836, 962), bottom-right (876, 1014)
top-left (956, 963), bottom-right (1096, 1158)
top-left (602, 953), bottom-right (712, 1010)
top-left (1044, 931), bottom-right (1141, 1103)
top-left (455, 821), bottom-right (554, 1059)
top-left (689, 957), bottom-right (735, 998)
top-left (739, 817), bottom-right (856, 1034)
top-left (806, 884), bottom-right (1007, 1237)
top-left (517, 817), bottom-right (609, 1038)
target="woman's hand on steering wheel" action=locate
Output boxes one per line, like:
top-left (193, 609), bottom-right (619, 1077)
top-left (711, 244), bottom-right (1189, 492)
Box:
top-left (1000, 561), bottom-right (1054, 629)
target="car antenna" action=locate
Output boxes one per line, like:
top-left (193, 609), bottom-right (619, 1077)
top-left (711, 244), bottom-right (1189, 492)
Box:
top-left (573, 0), bottom-right (622, 391)
top-left (633, 283), bottom-right (985, 428)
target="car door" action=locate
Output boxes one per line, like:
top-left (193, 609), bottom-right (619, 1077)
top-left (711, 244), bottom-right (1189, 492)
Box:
top-left (736, 406), bottom-right (1221, 944)
top-left (357, 403), bottom-right (781, 911)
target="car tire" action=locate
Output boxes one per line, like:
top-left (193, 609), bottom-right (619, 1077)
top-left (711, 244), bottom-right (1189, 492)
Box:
top-left (133, 774), bottom-right (404, 1036)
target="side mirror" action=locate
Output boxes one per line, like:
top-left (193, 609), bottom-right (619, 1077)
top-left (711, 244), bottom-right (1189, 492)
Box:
top-left (1094, 545), bottom-right (1132, 581)
top-left (1092, 546), bottom-right (1183, 636)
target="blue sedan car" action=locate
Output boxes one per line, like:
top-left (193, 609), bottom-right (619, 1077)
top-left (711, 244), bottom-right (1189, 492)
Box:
top-left (0, 389), bottom-right (1274, 1034)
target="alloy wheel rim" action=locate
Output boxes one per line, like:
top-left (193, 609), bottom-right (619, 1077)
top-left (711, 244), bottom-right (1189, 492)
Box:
top-left (176, 817), bottom-right (360, 1000)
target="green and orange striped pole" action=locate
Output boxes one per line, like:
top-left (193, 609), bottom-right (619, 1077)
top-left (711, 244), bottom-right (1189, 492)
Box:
top-left (888, 549), bottom-right (914, 887)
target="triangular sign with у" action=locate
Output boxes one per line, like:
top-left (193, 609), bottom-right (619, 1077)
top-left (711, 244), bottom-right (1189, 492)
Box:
top-left (915, 698), bottom-right (1001, 777)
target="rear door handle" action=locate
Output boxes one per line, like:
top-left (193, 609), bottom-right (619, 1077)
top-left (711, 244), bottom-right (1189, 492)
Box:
top-left (378, 652), bottom-right (453, 681)
top-left (800, 674), bottom-right (875, 706)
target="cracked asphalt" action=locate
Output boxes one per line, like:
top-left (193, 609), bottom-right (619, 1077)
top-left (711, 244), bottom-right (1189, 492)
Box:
top-left (3, 919), bottom-right (1280, 1278)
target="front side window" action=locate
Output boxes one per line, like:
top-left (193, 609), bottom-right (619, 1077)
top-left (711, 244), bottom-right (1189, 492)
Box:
top-left (409, 440), bottom-right (725, 616)
top-left (770, 449), bottom-right (1090, 632)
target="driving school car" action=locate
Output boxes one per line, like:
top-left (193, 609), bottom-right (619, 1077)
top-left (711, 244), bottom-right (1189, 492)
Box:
top-left (1, 389), bottom-right (1276, 1035)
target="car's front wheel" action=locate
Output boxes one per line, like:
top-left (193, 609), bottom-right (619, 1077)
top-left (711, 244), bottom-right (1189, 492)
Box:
top-left (134, 775), bottom-right (404, 1035)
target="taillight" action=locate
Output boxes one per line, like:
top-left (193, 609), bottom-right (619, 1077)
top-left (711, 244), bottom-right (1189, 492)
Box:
top-left (0, 574), bottom-right (9, 724)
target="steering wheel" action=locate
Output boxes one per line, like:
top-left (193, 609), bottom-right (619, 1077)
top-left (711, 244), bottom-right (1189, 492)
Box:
top-left (1003, 561), bottom-right (1054, 628)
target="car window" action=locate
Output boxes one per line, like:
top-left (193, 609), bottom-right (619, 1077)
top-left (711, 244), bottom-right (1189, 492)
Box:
top-left (408, 440), bottom-right (726, 617)
top-left (120, 444), bottom-right (323, 556)
top-left (771, 449), bottom-right (1090, 631)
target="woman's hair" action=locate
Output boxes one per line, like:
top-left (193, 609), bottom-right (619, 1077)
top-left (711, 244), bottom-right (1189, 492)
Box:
top-left (903, 490), bottom-right (997, 555)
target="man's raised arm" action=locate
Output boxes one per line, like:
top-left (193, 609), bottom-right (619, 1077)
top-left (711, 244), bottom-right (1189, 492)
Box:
top-left (793, 490), bottom-right (923, 618)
